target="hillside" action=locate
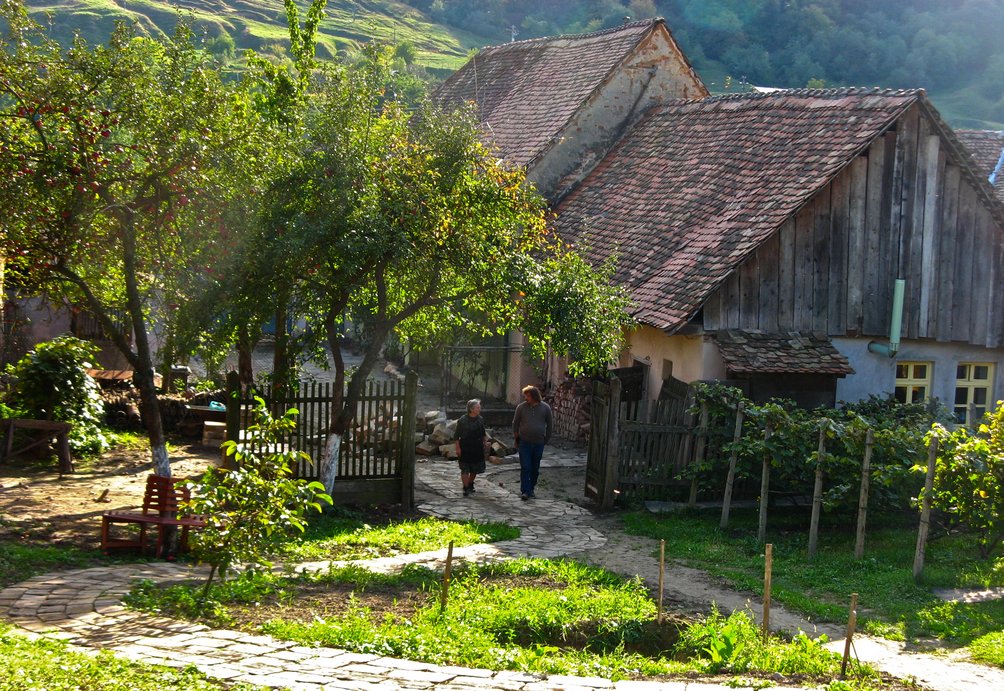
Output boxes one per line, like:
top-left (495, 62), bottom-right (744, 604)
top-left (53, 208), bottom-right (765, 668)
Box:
top-left (21, 0), bottom-right (1004, 129)
top-left (23, 0), bottom-right (480, 72)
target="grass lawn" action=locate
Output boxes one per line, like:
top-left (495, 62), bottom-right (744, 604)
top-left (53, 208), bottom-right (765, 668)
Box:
top-left (0, 621), bottom-right (261, 691)
top-left (622, 505), bottom-right (1004, 665)
top-left (123, 512), bottom-right (905, 688)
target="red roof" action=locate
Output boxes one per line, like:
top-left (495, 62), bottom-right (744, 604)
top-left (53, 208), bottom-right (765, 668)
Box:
top-left (431, 19), bottom-right (664, 167)
top-left (956, 129), bottom-right (1004, 203)
top-left (714, 330), bottom-right (854, 375)
top-left (555, 88), bottom-right (923, 331)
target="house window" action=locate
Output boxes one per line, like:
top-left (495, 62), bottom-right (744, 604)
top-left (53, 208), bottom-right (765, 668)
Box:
top-left (954, 363), bottom-right (995, 426)
top-left (895, 362), bottom-right (932, 404)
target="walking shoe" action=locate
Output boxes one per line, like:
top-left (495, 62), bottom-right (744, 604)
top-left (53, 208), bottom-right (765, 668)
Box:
top-left (463, 487), bottom-right (471, 496)
top-left (468, 485), bottom-right (476, 493)
top-left (520, 493), bottom-right (529, 501)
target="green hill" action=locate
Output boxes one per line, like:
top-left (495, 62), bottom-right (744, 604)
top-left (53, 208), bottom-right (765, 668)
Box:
top-left (24, 0), bottom-right (481, 72)
top-left (22, 0), bottom-right (1004, 129)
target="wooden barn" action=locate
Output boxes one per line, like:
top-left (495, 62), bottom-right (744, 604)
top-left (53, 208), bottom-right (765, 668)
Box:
top-left (435, 20), bottom-right (1004, 423)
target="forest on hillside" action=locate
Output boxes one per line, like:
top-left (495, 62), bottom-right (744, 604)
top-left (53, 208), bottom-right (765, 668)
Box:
top-left (16, 0), bottom-right (1004, 127)
top-left (405, 0), bottom-right (1004, 127)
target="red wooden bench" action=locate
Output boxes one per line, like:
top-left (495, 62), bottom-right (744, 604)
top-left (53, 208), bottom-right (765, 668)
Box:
top-left (100, 474), bottom-right (206, 557)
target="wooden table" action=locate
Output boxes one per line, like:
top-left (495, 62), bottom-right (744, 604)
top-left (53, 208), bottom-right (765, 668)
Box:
top-left (1, 418), bottom-right (74, 473)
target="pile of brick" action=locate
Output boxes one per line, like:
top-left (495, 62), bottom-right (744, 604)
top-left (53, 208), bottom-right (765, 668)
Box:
top-left (548, 377), bottom-right (594, 442)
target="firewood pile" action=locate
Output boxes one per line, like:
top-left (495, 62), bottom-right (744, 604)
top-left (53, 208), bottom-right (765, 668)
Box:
top-left (548, 377), bottom-right (593, 442)
top-left (413, 409), bottom-right (513, 462)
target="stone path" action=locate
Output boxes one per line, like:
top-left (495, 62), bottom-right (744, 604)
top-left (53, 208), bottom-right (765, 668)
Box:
top-left (2, 442), bottom-right (1003, 690)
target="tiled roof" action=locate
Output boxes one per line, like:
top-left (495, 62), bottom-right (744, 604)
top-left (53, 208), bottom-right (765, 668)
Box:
top-left (555, 87), bottom-right (923, 331)
top-left (714, 330), bottom-right (854, 375)
top-left (431, 19), bottom-right (661, 167)
top-left (956, 129), bottom-right (1004, 203)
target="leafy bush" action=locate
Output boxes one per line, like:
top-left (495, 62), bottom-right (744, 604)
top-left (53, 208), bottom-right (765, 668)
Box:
top-left (924, 401), bottom-right (1004, 558)
top-left (184, 399), bottom-right (331, 598)
top-left (970, 630), bottom-right (1004, 667)
top-left (3, 336), bottom-right (108, 454)
top-left (674, 607), bottom-right (839, 675)
top-left (683, 384), bottom-right (942, 517)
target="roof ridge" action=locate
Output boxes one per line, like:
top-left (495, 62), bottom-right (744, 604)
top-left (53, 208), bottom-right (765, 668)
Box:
top-left (483, 17), bottom-right (661, 50)
top-left (697, 86), bottom-right (923, 104)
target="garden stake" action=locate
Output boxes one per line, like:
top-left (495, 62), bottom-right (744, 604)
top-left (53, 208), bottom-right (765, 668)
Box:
top-left (720, 402), bottom-right (745, 529)
top-left (854, 428), bottom-right (874, 560)
top-left (913, 437), bottom-right (939, 580)
top-left (758, 424), bottom-right (773, 544)
top-left (658, 539), bottom-right (665, 623)
top-left (840, 592), bottom-right (859, 678)
top-left (440, 540), bottom-right (454, 614)
top-left (808, 427), bottom-right (826, 560)
top-left (762, 543), bottom-right (773, 638)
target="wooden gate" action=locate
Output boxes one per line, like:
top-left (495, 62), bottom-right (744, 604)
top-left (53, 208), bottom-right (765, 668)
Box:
top-left (225, 371), bottom-right (418, 508)
top-left (587, 374), bottom-right (700, 508)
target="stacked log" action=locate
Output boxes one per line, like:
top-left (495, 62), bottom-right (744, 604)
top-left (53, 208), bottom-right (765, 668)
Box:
top-left (548, 377), bottom-right (593, 442)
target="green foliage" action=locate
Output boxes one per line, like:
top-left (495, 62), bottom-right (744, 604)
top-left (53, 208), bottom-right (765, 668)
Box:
top-left (924, 401), bottom-right (1004, 558)
top-left (970, 630), bottom-right (1004, 668)
top-left (675, 607), bottom-right (839, 675)
top-left (184, 399), bottom-right (332, 594)
top-left (0, 621), bottom-right (254, 690)
top-left (278, 514), bottom-right (519, 561)
top-left (622, 506), bottom-right (1004, 647)
top-left (0, 541), bottom-right (96, 589)
top-left (683, 384), bottom-right (942, 517)
top-left (4, 336), bottom-right (108, 454)
top-left (126, 554), bottom-right (888, 683)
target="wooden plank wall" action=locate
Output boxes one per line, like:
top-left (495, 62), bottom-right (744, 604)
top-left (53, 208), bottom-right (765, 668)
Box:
top-left (703, 104), bottom-right (1004, 348)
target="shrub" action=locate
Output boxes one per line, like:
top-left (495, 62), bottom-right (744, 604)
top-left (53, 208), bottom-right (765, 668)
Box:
top-left (3, 336), bottom-right (108, 454)
top-left (924, 401), bottom-right (1004, 558)
top-left (184, 399), bottom-right (331, 600)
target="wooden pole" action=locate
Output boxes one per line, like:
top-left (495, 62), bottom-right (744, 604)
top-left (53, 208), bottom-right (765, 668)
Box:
top-left (854, 429), bottom-right (874, 560)
top-left (720, 402), bottom-right (745, 529)
top-left (440, 540), bottom-right (454, 614)
top-left (840, 592), bottom-right (859, 678)
top-left (658, 539), bottom-right (665, 623)
top-left (400, 371), bottom-right (418, 511)
top-left (602, 376), bottom-right (621, 509)
top-left (808, 427), bottom-right (826, 560)
top-left (688, 403), bottom-right (710, 508)
top-left (762, 543), bottom-right (773, 638)
top-left (913, 437), bottom-right (939, 581)
top-left (758, 423), bottom-right (774, 544)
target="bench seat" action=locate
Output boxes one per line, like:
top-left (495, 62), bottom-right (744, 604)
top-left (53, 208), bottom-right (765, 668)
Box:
top-left (101, 474), bottom-right (206, 557)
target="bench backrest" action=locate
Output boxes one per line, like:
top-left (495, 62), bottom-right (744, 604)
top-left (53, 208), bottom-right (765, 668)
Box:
top-left (142, 474), bottom-right (190, 516)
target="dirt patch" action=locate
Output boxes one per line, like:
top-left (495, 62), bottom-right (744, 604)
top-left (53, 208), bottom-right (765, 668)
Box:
top-left (0, 438), bottom-right (221, 550)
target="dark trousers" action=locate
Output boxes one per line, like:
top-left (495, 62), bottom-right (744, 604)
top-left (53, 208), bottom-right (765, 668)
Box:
top-left (518, 441), bottom-right (545, 496)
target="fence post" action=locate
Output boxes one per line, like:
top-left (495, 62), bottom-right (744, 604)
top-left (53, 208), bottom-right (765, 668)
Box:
top-left (762, 543), bottom-right (773, 638)
top-left (224, 370), bottom-right (241, 468)
top-left (913, 436), bottom-right (939, 581)
top-left (720, 402), bottom-right (745, 529)
top-left (757, 423), bottom-right (774, 544)
top-left (854, 428), bottom-right (874, 560)
top-left (601, 376), bottom-right (621, 509)
top-left (687, 402), bottom-right (709, 508)
top-left (808, 427), bottom-right (826, 560)
top-left (400, 371), bottom-right (418, 511)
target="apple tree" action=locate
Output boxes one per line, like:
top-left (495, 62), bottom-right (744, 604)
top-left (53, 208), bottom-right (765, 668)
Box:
top-left (0, 1), bottom-right (270, 475)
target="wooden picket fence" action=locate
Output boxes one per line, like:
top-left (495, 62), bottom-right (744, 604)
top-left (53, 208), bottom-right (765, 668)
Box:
top-left (224, 371), bottom-right (418, 508)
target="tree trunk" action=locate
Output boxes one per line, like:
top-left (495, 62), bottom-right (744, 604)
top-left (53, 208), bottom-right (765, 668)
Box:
top-left (134, 365), bottom-right (170, 476)
top-left (237, 328), bottom-right (254, 393)
top-left (272, 304), bottom-right (289, 396)
top-left (0, 255), bottom-right (5, 362)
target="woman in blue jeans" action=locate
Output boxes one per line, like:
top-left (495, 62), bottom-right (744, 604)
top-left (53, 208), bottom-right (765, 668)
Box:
top-left (512, 385), bottom-right (552, 500)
